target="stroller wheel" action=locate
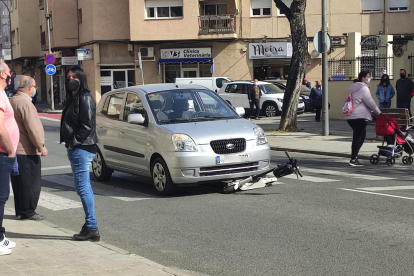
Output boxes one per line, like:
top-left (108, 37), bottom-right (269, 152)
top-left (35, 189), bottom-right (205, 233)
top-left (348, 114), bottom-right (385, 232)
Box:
top-left (370, 154), bottom-right (379, 164)
top-left (403, 156), bottom-right (408, 164)
top-left (408, 157), bottom-right (413, 165)
top-left (386, 156), bottom-right (395, 166)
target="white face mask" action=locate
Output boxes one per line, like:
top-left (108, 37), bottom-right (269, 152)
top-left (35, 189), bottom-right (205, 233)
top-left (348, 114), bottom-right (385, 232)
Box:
top-left (365, 77), bottom-right (371, 84)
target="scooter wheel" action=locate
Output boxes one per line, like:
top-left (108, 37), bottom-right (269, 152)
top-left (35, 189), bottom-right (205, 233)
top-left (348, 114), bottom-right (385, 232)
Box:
top-left (386, 156), bottom-right (395, 166)
top-left (409, 157), bottom-right (413, 165)
top-left (403, 156), bottom-right (408, 164)
top-left (370, 154), bottom-right (379, 164)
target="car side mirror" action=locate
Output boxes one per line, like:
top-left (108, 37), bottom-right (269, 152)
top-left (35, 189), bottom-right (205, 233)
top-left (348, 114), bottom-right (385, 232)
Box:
top-left (234, 107), bottom-right (245, 117)
top-left (128, 114), bottom-right (146, 125)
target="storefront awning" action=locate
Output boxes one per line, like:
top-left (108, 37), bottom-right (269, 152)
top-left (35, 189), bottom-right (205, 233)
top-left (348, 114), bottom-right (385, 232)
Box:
top-left (158, 58), bottom-right (213, 65)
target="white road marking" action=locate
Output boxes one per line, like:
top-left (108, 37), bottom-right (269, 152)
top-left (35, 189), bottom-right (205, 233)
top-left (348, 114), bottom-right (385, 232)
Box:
top-left (9, 184), bottom-right (82, 211)
top-left (42, 174), bottom-right (155, 201)
top-left (282, 174), bottom-right (340, 183)
top-left (358, 185), bottom-right (414, 191)
top-left (39, 117), bottom-right (60, 122)
top-left (42, 165), bottom-right (72, 171)
top-left (339, 188), bottom-right (414, 201)
top-left (301, 168), bottom-right (394, 181)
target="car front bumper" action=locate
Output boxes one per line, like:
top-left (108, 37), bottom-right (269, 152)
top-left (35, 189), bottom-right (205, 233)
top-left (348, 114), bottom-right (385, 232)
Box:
top-left (163, 141), bottom-right (271, 184)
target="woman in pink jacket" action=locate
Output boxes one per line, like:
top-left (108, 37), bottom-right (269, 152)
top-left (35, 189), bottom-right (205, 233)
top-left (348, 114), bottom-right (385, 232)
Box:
top-left (347, 71), bottom-right (381, 166)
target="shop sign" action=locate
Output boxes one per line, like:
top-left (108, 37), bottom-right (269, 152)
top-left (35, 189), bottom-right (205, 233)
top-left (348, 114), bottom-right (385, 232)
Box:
top-left (62, 56), bottom-right (79, 66)
top-left (248, 42), bottom-right (292, 59)
top-left (77, 48), bottom-right (92, 61)
top-left (160, 47), bottom-right (211, 59)
top-left (100, 76), bottom-right (112, 86)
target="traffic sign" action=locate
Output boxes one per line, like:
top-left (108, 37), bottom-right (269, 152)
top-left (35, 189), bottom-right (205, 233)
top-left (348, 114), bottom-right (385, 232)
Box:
top-left (45, 64), bottom-right (56, 75)
top-left (313, 31), bottom-right (331, 54)
top-left (45, 54), bottom-right (56, 65)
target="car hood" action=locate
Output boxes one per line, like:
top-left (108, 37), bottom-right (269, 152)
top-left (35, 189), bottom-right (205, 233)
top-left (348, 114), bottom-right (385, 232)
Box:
top-left (160, 118), bottom-right (259, 145)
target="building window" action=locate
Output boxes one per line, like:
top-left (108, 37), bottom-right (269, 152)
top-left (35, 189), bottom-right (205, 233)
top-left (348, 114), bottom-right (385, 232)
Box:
top-left (41, 31), bottom-right (46, 48)
top-left (11, 30), bottom-right (15, 45)
top-left (16, 28), bottom-right (18, 44)
top-left (145, 0), bottom-right (183, 19)
top-left (277, 0), bottom-right (293, 16)
top-left (49, 13), bottom-right (53, 30)
top-left (14, 0), bottom-right (17, 9)
top-left (78, 9), bottom-right (82, 24)
top-left (362, 0), bottom-right (383, 13)
top-left (388, 0), bottom-right (410, 11)
top-left (251, 0), bottom-right (272, 16)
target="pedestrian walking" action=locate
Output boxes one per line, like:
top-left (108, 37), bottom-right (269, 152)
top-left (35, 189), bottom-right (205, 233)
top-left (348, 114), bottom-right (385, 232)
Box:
top-left (346, 71), bottom-right (381, 167)
top-left (375, 74), bottom-right (395, 108)
top-left (248, 79), bottom-right (261, 120)
top-left (396, 69), bottom-right (414, 119)
top-left (0, 61), bottom-right (19, 255)
top-left (10, 76), bottom-right (48, 221)
top-left (60, 66), bottom-right (100, 242)
top-left (310, 80), bottom-right (323, 122)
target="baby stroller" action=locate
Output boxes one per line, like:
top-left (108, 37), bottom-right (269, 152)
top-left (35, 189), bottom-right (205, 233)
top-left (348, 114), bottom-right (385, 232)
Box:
top-left (370, 114), bottom-right (414, 166)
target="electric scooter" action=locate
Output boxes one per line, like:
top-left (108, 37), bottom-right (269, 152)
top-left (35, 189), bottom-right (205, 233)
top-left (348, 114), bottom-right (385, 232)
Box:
top-left (222, 151), bottom-right (303, 193)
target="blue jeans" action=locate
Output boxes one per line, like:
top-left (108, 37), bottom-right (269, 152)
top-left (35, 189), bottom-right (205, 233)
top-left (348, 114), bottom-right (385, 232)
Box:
top-left (0, 153), bottom-right (15, 240)
top-left (67, 148), bottom-right (97, 228)
top-left (379, 102), bottom-right (391, 108)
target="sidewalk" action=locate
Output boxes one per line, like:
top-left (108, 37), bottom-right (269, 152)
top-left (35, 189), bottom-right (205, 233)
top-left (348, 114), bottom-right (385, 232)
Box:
top-left (36, 103), bottom-right (63, 114)
top-left (1, 208), bottom-right (197, 276)
top-left (258, 114), bottom-right (379, 160)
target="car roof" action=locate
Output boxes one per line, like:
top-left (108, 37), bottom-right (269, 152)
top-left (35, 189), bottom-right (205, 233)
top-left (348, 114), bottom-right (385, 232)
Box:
top-left (224, 81), bottom-right (272, 85)
top-left (112, 83), bottom-right (211, 94)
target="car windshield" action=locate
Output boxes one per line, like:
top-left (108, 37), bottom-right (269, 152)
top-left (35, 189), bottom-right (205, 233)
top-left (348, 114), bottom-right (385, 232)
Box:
top-left (147, 89), bottom-right (239, 124)
top-left (258, 84), bottom-right (284, 94)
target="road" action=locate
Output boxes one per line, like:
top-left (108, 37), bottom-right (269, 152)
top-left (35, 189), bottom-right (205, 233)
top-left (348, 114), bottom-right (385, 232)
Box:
top-left (8, 117), bottom-right (414, 276)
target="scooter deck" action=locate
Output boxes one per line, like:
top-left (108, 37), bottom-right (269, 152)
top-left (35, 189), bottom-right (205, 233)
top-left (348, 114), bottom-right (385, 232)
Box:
top-left (239, 177), bottom-right (278, 191)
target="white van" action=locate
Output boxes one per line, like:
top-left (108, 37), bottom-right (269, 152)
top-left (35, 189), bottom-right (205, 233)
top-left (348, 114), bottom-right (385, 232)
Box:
top-left (175, 77), bottom-right (231, 93)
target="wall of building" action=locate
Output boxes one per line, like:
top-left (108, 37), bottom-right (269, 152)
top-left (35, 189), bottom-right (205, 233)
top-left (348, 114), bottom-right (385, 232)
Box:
top-left (50, 0), bottom-right (78, 49)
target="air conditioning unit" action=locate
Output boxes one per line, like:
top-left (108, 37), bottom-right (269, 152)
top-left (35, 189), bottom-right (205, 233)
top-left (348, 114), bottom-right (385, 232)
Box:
top-left (311, 49), bottom-right (322, 59)
top-left (139, 47), bottom-right (155, 61)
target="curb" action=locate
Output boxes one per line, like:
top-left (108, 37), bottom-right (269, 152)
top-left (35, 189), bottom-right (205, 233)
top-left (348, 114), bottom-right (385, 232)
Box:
top-left (270, 146), bottom-right (371, 160)
top-left (37, 110), bottom-right (63, 114)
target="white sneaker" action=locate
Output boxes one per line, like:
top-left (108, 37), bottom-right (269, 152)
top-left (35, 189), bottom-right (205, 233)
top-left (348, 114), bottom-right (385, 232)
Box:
top-left (0, 236), bottom-right (16, 249)
top-left (0, 245), bottom-right (11, 255)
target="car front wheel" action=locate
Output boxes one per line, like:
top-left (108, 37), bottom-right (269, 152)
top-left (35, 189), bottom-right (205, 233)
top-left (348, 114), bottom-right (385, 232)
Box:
top-left (151, 158), bottom-right (176, 196)
top-left (92, 150), bottom-right (113, 181)
top-left (264, 103), bottom-right (279, 117)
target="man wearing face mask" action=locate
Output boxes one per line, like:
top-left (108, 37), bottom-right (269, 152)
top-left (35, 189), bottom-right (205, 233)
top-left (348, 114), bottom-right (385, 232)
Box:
top-left (248, 79), bottom-right (261, 120)
top-left (310, 81), bottom-right (323, 122)
top-left (396, 69), bottom-right (414, 119)
top-left (10, 76), bottom-right (48, 221)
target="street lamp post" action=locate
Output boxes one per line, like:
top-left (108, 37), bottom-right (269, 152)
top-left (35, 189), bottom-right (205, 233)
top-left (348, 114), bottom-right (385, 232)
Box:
top-left (45, 0), bottom-right (54, 110)
top-left (0, 0), bottom-right (13, 71)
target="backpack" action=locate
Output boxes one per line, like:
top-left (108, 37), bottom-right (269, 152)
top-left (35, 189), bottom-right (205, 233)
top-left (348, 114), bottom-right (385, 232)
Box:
top-left (342, 94), bottom-right (354, 116)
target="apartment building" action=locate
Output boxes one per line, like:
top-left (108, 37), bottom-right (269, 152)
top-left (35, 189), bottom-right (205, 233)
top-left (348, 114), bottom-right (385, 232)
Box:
top-left (7, 0), bottom-right (414, 104)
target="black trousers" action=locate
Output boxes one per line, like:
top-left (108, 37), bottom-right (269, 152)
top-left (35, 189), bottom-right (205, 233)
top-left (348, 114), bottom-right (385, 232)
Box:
top-left (315, 106), bottom-right (322, 121)
top-left (347, 119), bottom-right (368, 160)
top-left (0, 153), bottom-right (14, 240)
top-left (250, 99), bottom-right (260, 118)
top-left (10, 155), bottom-right (41, 219)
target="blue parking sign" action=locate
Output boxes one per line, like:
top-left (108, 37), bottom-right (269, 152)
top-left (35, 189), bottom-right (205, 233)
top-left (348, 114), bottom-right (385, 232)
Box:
top-left (45, 64), bottom-right (56, 75)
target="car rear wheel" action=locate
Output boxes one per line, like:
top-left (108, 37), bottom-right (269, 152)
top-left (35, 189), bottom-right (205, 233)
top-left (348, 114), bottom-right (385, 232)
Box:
top-left (92, 150), bottom-right (113, 181)
top-left (264, 103), bottom-right (279, 117)
top-left (151, 158), bottom-right (176, 196)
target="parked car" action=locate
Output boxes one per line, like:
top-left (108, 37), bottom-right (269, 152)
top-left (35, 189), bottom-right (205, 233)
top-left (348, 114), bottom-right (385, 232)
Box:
top-left (175, 77), bottom-right (232, 93)
top-left (266, 79), bottom-right (313, 112)
top-left (218, 81), bottom-right (305, 117)
top-left (92, 84), bottom-right (271, 196)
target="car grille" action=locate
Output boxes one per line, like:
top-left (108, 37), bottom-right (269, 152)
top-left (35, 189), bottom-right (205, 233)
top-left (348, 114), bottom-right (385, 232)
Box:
top-left (199, 162), bottom-right (259, 177)
top-left (210, 138), bottom-right (246, 154)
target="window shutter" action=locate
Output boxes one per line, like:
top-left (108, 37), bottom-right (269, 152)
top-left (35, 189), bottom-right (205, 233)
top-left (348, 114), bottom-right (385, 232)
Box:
top-left (145, 0), bottom-right (183, 8)
top-left (362, 0), bottom-right (383, 12)
top-left (389, 0), bottom-right (410, 9)
top-left (251, 0), bottom-right (272, 9)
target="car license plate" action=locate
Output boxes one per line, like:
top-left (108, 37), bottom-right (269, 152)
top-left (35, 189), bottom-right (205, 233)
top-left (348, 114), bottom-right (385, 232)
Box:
top-left (216, 154), bottom-right (250, 164)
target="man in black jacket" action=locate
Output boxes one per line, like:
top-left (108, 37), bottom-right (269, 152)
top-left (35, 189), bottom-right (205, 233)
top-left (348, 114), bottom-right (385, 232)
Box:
top-left (396, 69), bottom-right (414, 120)
top-left (248, 79), bottom-right (261, 120)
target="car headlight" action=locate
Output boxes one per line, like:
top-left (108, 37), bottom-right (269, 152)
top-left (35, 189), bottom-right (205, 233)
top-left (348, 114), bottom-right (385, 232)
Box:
top-left (172, 134), bottom-right (198, 152)
top-left (254, 127), bottom-right (267, 145)
top-left (302, 95), bottom-right (309, 99)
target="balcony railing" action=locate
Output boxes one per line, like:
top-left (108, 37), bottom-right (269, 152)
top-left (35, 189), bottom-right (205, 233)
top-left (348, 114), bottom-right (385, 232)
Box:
top-left (198, 14), bottom-right (236, 35)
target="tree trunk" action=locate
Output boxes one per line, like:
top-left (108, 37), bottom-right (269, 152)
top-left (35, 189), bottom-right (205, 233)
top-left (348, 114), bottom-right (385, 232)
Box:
top-left (273, 0), bottom-right (308, 131)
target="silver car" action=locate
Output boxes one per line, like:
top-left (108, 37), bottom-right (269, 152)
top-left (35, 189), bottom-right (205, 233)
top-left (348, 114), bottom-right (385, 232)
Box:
top-left (92, 84), bottom-right (271, 195)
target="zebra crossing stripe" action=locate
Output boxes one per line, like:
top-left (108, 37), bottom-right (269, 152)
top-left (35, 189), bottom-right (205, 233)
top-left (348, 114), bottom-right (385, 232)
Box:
top-left (301, 168), bottom-right (394, 181)
top-left (358, 185), bottom-right (414, 191)
top-left (282, 174), bottom-right (340, 183)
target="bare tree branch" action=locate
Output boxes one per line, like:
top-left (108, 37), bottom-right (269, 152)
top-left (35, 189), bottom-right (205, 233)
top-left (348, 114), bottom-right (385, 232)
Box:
top-left (273, 0), bottom-right (292, 20)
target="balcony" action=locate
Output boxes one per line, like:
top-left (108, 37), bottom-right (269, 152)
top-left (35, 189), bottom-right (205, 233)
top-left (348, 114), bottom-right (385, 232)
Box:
top-left (198, 14), bottom-right (236, 35)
